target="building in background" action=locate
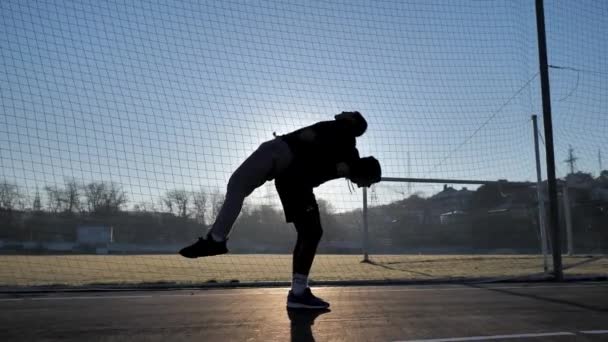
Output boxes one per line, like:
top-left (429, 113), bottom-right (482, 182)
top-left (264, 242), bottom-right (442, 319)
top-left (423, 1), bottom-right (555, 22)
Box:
top-left (76, 225), bottom-right (113, 254)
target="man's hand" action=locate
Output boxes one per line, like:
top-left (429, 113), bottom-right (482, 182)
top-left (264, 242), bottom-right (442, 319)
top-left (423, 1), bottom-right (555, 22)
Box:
top-left (348, 156), bottom-right (381, 188)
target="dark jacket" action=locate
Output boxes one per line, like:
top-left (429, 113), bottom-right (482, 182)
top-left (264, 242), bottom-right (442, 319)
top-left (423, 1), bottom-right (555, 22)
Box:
top-left (276, 120), bottom-right (360, 222)
top-left (280, 120), bottom-right (360, 180)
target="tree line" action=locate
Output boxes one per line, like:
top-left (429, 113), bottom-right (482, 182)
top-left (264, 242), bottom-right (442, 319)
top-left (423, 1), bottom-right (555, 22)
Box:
top-left (0, 179), bottom-right (224, 223)
top-left (1, 171), bottom-right (607, 253)
top-left (2, 170), bottom-right (607, 216)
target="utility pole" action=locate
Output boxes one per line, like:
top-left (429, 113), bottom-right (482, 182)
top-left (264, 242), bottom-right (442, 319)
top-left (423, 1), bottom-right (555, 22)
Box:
top-left (564, 145), bottom-right (578, 175)
top-left (599, 149), bottom-right (603, 173)
top-left (535, 0), bottom-right (563, 280)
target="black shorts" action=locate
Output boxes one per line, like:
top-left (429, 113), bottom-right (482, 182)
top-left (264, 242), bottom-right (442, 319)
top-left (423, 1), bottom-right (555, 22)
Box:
top-left (275, 176), bottom-right (319, 223)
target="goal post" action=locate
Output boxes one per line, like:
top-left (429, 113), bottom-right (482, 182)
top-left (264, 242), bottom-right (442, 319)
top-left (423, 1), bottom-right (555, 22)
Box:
top-left (359, 113), bottom-right (560, 278)
top-left (362, 177), bottom-right (554, 276)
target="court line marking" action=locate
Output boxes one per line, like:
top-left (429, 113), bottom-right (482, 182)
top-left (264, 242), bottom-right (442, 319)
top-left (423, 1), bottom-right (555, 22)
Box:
top-left (0, 295), bottom-right (154, 301)
top-left (394, 331), bottom-right (575, 342)
top-left (336, 283), bottom-right (606, 294)
top-left (580, 330), bottom-right (608, 334)
top-left (0, 282), bottom-right (605, 302)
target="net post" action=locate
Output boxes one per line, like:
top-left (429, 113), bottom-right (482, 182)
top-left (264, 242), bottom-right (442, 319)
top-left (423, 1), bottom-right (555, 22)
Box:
top-left (362, 186), bottom-right (370, 263)
top-left (532, 115), bottom-right (549, 272)
top-left (535, 0), bottom-right (563, 280)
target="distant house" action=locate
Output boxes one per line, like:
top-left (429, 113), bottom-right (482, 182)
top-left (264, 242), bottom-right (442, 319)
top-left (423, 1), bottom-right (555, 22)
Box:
top-left (487, 197), bottom-right (532, 219)
top-left (565, 172), bottom-right (595, 189)
top-left (430, 185), bottom-right (473, 221)
top-left (592, 188), bottom-right (608, 202)
top-left (401, 208), bottom-right (426, 224)
top-left (439, 210), bottom-right (467, 225)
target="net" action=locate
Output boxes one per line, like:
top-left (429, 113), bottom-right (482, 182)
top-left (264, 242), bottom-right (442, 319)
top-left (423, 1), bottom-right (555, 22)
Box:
top-left (543, 0), bottom-right (608, 277)
top-left (0, 0), bottom-right (605, 287)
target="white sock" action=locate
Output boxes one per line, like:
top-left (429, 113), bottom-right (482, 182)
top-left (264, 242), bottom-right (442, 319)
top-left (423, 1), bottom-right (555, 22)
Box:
top-left (291, 273), bottom-right (308, 295)
top-left (210, 231), bottom-right (226, 242)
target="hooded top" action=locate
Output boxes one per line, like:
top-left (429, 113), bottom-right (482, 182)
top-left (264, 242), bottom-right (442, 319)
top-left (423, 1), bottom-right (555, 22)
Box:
top-left (280, 119), bottom-right (360, 172)
top-left (275, 119), bottom-right (375, 222)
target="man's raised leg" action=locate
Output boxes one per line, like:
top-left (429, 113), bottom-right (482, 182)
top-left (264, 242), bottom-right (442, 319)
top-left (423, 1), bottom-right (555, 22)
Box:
top-left (179, 140), bottom-right (280, 258)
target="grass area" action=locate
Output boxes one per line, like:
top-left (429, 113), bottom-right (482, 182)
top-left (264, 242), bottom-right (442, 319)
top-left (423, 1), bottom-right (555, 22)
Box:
top-left (0, 254), bottom-right (605, 287)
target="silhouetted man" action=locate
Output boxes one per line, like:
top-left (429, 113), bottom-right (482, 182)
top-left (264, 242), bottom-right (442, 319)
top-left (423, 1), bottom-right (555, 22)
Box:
top-left (179, 111), bottom-right (381, 309)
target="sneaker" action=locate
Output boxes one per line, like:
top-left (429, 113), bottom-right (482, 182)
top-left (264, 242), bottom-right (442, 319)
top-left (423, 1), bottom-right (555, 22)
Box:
top-left (287, 288), bottom-right (330, 309)
top-left (179, 234), bottom-right (228, 258)
top-left (286, 307), bottom-right (330, 325)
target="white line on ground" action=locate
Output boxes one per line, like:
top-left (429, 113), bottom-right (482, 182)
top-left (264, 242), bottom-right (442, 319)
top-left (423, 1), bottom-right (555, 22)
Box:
top-left (31, 295), bottom-right (153, 300)
top-left (0, 282), bottom-right (604, 302)
top-left (335, 283), bottom-right (603, 294)
top-left (0, 295), bottom-right (154, 302)
top-left (580, 330), bottom-right (608, 334)
top-left (394, 332), bottom-right (575, 342)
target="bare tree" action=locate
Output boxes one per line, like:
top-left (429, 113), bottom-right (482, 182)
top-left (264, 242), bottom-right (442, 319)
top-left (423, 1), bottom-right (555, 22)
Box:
top-left (0, 181), bottom-right (22, 211)
top-left (105, 182), bottom-right (127, 213)
top-left (163, 189), bottom-right (190, 218)
top-left (209, 190), bottom-right (224, 223)
top-left (191, 189), bottom-right (208, 224)
top-left (83, 182), bottom-right (105, 213)
top-left (162, 194), bottom-right (174, 214)
top-left (134, 201), bottom-right (157, 213)
top-left (83, 182), bottom-right (127, 214)
top-left (64, 179), bottom-right (81, 214)
top-left (44, 185), bottom-right (66, 213)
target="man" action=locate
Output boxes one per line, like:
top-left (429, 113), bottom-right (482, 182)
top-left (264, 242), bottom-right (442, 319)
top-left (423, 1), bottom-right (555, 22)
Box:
top-left (179, 111), bottom-right (381, 309)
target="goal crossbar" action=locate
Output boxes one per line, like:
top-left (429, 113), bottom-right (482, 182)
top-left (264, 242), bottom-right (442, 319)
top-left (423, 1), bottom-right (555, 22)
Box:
top-left (380, 177), bottom-right (534, 186)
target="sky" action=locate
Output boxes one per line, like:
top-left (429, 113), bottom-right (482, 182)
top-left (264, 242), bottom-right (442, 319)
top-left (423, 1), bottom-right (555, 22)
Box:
top-left (1, 0), bottom-right (607, 212)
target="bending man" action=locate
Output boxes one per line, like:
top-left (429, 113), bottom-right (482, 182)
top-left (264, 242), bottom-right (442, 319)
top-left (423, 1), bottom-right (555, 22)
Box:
top-left (179, 111), bottom-right (381, 309)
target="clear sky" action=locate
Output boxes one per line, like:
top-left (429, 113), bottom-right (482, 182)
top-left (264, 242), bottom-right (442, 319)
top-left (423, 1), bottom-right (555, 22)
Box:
top-left (1, 0), bottom-right (607, 212)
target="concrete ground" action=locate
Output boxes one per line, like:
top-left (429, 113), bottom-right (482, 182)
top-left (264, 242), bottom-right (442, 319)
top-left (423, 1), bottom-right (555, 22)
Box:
top-left (1, 282), bottom-right (607, 341)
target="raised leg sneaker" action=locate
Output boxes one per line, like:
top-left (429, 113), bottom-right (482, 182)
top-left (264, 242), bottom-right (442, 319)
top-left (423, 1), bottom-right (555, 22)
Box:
top-left (287, 288), bottom-right (330, 309)
top-left (179, 234), bottom-right (228, 258)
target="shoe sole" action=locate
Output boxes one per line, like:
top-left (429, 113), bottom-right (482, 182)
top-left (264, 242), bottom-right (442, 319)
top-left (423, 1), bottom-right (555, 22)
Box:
top-left (178, 250), bottom-right (228, 258)
top-left (286, 301), bottom-right (330, 309)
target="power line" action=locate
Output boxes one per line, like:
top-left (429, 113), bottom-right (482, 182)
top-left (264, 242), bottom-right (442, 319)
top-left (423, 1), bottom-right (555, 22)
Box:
top-left (431, 72), bottom-right (539, 171)
top-left (549, 64), bottom-right (608, 76)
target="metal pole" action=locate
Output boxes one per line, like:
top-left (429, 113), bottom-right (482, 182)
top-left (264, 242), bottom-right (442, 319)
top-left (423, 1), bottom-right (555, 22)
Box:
top-left (599, 149), bottom-right (603, 174)
top-left (407, 151), bottom-right (411, 195)
top-left (532, 115), bottom-right (549, 272)
top-left (362, 187), bottom-right (369, 262)
top-left (535, 0), bottom-right (563, 280)
top-left (562, 185), bottom-right (574, 256)
top-left (381, 177), bottom-right (531, 186)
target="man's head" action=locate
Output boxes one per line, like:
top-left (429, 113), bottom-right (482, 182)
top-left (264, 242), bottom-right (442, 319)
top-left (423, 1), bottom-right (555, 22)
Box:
top-left (348, 156), bottom-right (381, 188)
top-left (335, 111), bottom-right (367, 137)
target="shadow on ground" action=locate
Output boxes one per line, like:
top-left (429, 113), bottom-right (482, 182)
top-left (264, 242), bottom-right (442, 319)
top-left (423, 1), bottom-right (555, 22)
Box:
top-left (287, 308), bottom-right (331, 342)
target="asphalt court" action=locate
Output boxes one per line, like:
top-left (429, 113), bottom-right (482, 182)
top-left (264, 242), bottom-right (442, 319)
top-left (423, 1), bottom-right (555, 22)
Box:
top-left (1, 282), bottom-right (607, 341)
